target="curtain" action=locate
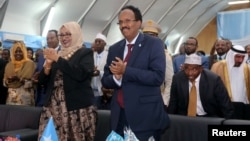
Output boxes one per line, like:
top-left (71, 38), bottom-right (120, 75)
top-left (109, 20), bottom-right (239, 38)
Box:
top-left (217, 9), bottom-right (250, 47)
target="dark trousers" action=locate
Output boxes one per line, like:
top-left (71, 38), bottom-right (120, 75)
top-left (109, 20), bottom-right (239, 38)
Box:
top-left (115, 108), bottom-right (162, 141)
top-left (35, 86), bottom-right (46, 107)
top-left (115, 108), bottom-right (129, 137)
top-left (0, 86), bottom-right (8, 104)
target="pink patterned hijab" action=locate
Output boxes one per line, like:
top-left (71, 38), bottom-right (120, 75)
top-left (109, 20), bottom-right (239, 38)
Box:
top-left (58, 21), bottom-right (83, 57)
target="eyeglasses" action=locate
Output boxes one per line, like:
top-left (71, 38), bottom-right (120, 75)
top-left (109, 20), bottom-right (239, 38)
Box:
top-left (117, 19), bottom-right (137, 25)
top-left (58, 33), bottom-right (72, 38)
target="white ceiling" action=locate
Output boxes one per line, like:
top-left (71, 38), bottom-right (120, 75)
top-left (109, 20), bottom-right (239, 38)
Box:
top-left (0, 0), bottom-right (240, 53)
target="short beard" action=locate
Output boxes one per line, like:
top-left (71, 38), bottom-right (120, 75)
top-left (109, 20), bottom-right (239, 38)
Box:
top-left (234, 63), bottom-right (242, 67)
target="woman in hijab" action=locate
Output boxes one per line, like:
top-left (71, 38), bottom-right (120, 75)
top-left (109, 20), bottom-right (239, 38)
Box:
top-left (3, 41), bottom-right (36, 105)
top-left (38, 21), bottom-right (97, 141)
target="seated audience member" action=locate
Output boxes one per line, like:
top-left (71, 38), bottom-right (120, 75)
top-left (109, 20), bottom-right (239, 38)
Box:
top-left (172, 37), bottom-right (209, 74)
top-left (211, 45), bottom-right (250, 104)
top-left (168, 54), bottom-right (234, 119)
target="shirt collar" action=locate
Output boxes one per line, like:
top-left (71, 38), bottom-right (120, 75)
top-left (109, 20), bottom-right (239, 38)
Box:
top-left (55, 45), bottom-right (60, 51)
top-left (217, 53), bottom-right (226, 59)
top-left (126, 32), bottom-right (140, 45)
top-left (189, 73), bottom-right (201, 85)
top-left (96, 51), bottom-right (104, 58)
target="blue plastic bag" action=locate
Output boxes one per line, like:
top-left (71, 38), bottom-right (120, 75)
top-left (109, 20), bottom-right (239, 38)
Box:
top-left (106, 130), bottom-right (124, 141)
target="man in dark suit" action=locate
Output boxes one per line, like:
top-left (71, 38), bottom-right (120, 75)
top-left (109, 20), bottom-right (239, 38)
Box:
top-left (0, 58), bottom-right (8, 104)
top-left (173, 37), bottom-right (209, 74)
top-left (208, 39), bottom-right (228, 69)
top-left (34, 29), bottom-right (61, 106)
top-left (101, 5), bottom-right (169, 141)
top-left (168, 53), bottom-right (234, 119)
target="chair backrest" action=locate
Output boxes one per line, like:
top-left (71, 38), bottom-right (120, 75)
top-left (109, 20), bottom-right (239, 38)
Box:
top-left (223, 119), bottom-right (250, 125)
top-left (94, 110), bottom-right (111, 141)
top-left (161, 114), bottom-right (225, 141)
top-left (4, 105), bottom-right (42, 131)
top-left (244, 104), bottom-right (250, 120)
top-left (231, 102), bottom-right (245, 120)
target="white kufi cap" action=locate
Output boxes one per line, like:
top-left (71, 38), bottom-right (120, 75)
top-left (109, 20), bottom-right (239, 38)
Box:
top-left (184, 53), bottom-right (202, 65)
top-left (95, 33), bottom-right (107, 43)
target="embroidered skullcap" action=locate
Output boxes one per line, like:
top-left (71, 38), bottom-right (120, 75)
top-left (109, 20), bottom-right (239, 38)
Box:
top-left (184, 53), bottom-right (202, 65)
top-left (141, 20), bottom-right (161, 34)
top-left (95, 33), bottom-right (107, 43)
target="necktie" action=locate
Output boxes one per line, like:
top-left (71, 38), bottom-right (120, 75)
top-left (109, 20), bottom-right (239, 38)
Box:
top-left (187, 81), bottom-right (197, 116)
top-left (218, 56), bottom-right (222, 61)
top-left (117, 44), bottom-right (134, 108)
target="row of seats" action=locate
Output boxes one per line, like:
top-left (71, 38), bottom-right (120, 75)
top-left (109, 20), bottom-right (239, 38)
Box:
top-left (96, 110), bottom-right (250, 141)
top-left (0, 105), bottom-right (248, 141)
top-left (161, 114), bottom-right (250, 141)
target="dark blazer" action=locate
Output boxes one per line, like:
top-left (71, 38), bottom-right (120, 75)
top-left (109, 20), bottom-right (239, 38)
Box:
top-left (35, 45), bottom-right (61, 72)
top-left (0, 58), bottom-right (8, 104)
top-left (208, 54), bottom-right (226, 69)
top-left (36, 53), bottom-right (45, 72)
top-left (38, 47), bottom-right (94, 111)
top-left (101, 33), bottom-right (170, 132)
top-left (173, 54), bottom-right (209, 73)
top-left (168, 69), bottom-right (234, 119)
top-left (208, 54), bottom-right (217, 69)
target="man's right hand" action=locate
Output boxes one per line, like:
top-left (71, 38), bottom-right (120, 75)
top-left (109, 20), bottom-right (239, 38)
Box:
top-left (93, 66), bottom-right (100, 76)
top-left (7, 76), bottom-right (20, 83)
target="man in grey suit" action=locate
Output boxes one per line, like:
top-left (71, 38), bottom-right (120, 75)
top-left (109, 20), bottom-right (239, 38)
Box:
top-left (168, 54), bottom-right (234, 119)
top-left (101, 5), bottom-right (169, 141)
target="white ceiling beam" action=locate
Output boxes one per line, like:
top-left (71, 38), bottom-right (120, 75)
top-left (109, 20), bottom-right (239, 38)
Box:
top-left (161, 0), bottom-right (201, 41)
top-left (158, 0), bottom-right (181, 23)
top-left (101, 0), bottom-right (129, 35)
top-left (0, 0), bottom-right (8, 29)
top-left (141, 0), bottom-right (157, 16)
top-left (77, 0), bottom-right (97, 25)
